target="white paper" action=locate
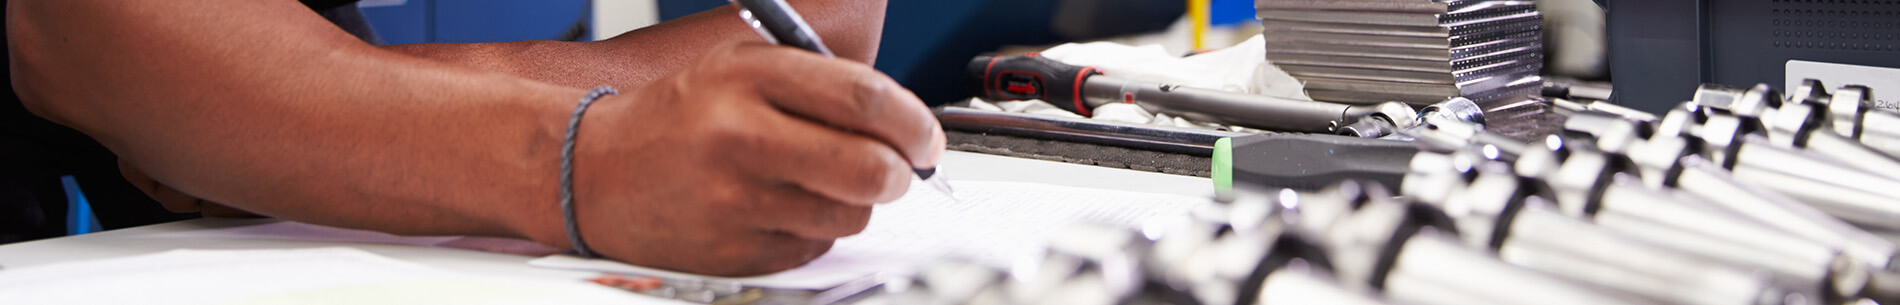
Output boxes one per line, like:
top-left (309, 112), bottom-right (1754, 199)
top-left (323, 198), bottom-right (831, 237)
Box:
top-left (143, 220), bottom-right (561, 256)
top-left (530, 181), bottom-right (1211, 290)
top-left (0, 248), bottom-right (674, 305)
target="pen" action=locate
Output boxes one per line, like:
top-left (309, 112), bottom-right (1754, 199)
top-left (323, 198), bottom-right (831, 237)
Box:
top-left (731, 0), bottom-right (832, 56)
top-left (729, 0), bottom-right (956, 198)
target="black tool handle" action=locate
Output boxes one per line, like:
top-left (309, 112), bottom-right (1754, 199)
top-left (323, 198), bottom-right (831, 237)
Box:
top-left (1230, 133), bottom-right (1420, 192)
top-left (967, 54), bottom-right (1104, 114)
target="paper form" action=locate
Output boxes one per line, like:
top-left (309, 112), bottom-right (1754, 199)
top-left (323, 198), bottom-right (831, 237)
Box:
top-left (141, 219), bottom-right (561, 256)
top-left (530, 180), bottom-right (1212, 290)
top-left (0, 248), bottom-right (672, 305)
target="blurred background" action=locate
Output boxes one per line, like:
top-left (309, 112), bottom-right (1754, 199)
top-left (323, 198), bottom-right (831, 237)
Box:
top-left (356, 0), bottom-right (1607, 105)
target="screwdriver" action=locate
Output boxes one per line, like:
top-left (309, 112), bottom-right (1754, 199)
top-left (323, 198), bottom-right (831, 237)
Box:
top-left (730, 0), bottom-right (955, 197)
top-left (1211, 133), bottom-right (1421, 195)
top-left (967, 54), bottom-right (1415, 137)
top-left (1209, 101), bottom-right (1496, 196)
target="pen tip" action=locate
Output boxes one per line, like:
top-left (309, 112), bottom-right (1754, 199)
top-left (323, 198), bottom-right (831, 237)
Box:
top-left (914, 167), bottom-right (953, 199)
top-left (926, 177), bottom-right (955, 199)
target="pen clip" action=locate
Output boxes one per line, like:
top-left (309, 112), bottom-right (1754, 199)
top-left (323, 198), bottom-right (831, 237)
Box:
top-left (734, 7), bottom-right (781, 46)
top-left (729, 0), bottom-right (835, 57)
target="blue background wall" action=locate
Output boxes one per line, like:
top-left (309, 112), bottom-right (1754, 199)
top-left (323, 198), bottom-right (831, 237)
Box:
top-left (661, 0), bottom-right (1068, 104)
top-left (359, 0), bottom-right (591, 44)
top-left (356, 0), bottom-right (1211, 104)
top-left (360, 0), bottom-right (1069, 104)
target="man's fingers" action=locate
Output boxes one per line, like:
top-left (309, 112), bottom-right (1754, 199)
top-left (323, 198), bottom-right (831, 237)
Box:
top-left (717, 106), bottom-right (912, 205)
top-left (713, 233), bottom-right (836, 276)
top-left (743, 185), bottom-right (874, 240)
top-left (709, 43), bottom-right (944, 170)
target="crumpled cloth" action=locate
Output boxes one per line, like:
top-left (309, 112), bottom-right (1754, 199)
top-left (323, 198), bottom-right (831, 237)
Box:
top-left (1039, 34), bottom-right (1307, 100)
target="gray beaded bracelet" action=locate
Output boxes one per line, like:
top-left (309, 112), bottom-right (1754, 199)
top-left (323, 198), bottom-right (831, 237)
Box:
top-left (563, 86), bottom-right (617, 258)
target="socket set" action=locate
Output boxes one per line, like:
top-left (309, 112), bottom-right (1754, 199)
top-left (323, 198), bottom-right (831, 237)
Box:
top-left (862, 80), bottom-right (1900, 305)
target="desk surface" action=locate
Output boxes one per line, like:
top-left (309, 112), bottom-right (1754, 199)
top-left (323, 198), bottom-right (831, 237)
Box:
top-left (0, 151), bottom-right (1212, 281)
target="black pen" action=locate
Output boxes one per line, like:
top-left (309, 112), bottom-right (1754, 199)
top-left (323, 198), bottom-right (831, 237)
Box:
top-left (728, 0), bottom-right (956, 197)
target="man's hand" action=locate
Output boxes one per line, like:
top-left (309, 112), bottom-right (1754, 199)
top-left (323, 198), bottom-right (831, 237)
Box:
top-left (13, 0), bottom-right (925, 277)
top-left (551, 43), bottom-right (945, 276)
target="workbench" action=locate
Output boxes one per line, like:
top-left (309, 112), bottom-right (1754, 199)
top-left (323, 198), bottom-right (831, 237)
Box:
top-left (0, 151), bottom-right (1212, 299)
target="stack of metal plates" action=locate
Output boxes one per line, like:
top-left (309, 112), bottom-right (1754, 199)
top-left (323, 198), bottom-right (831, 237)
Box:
top-left (1256, 0), bottom-right (1545, 107)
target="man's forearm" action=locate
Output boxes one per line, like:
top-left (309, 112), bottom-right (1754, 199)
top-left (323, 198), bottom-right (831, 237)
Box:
top-left (382, 0), bottom-right (887, 90)
top-left (8, 0), bottom-right (577, 239)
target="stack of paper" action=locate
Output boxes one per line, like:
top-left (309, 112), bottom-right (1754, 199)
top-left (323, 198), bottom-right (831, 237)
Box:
top-left (532, 181), bottom-right (1213, 290)
top-left (1256, 0), bottom-right (1545, 107)
top-left (0, 248), bottom-right (654, 305)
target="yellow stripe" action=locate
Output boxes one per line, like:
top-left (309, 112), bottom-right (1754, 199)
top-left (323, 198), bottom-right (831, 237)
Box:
top-left (1189, 0), bottom-right (1210, 51)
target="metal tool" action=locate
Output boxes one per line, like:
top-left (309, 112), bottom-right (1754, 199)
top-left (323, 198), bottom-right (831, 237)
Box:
top-left (1861, 110), bottom-right (1900, 160)
top-left (1214, 97), bottom-right (1500, 194)
top-left (1396, 152), bottom-right (1796, 305)
top-left (1219, 132), bottom-right (1420, 192)
top-left (1366, 106), bottom-right (1900, 303)
top-left (1645, 100), bottom-right (1900, 233)
top-left (1550, 98), bottom-right (1655, 122)
top-left (860, 219), bottom-right (1162, 305)
top-left (1772, 80), bottom-right (1900, 160)
top-left (1566, 109), bottom-right (1900, 304)
top-left (1572, 87), bottom-right (1900, 236)
top-left (1398, 99), bottom-right (1529, 159)
top-left (863, 199), bottom-right (1393, 305)
top-left (1287, 181), bottom-right (1658, 305)
top-left (882, 78), bottom-right (1900, 305)
top-left (1820, 85), bottom-right (1900, 159)
top-left (1561, 110), bottom-right (1900, 275)
top-left (1142, 196), bottom-right (1388, 305)
top-left (1541, 79), bottom-right (1616, 102)
top-left (967, 54), bottom-right (1417, 137)
top-left (1465, 129), bottom-right (1900, 304)
top-left (937, 107), bottom-right (1248, 155)
top-left (1692, 82), bottom-right (1900, 182)
top-left (1618, 83), bottom-right (1900, 267)
top-left (1215, 94), bottom-right (1900, 283)
top-left (1487, 139), bottom-right (1869, 304)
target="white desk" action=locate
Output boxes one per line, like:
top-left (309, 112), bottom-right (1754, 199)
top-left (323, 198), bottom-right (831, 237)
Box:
top-left (0, 151), bottom-right (1212, 281)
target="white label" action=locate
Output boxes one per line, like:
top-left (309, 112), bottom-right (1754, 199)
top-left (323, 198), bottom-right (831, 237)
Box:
top-left (1787, 60), bottom-right (1900, 111)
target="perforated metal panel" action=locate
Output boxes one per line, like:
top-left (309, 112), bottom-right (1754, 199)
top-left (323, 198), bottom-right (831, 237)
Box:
top-left (1608, 0), bottom-right (1900, 114)
top-left (1765, 3), bottom-right (1900, 52)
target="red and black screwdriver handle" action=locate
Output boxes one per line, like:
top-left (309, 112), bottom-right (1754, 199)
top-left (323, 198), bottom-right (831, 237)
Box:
top-left (967, 53), bottom-right (1104, 115)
